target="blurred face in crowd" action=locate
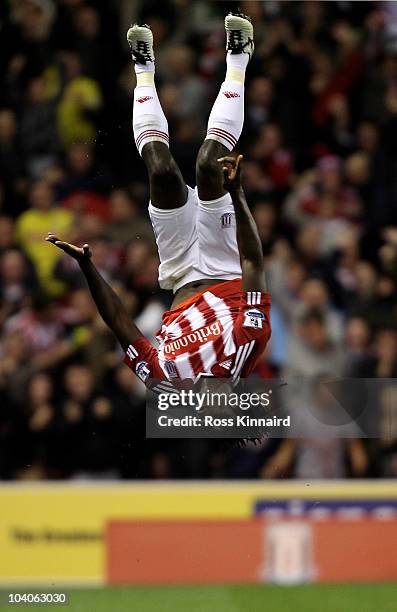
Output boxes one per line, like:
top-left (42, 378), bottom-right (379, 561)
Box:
top-left (0, 110), bottom-right (16, 143)
top-left (377, 274), bottom-right (396, 298)
top-left (134, 254), bottom-right (160, 290)
top-left (74, 6), bottom-right (99, 38)
top-left (301, 316), bottom-right (329, 352)
top-left (285, 260), bottom-right (306, 294)
top-left (29, 372), bottom-right (53, 405)
top-left (383, 55), bottom-right (397, 80)
top-left (374, 330), bottom-right (397, 363)
top-left (338, 227), bottom-right (359, 261)
top-left (64, 365), bottom-right (94, 402)
top-left (0, 250), bottom-right (26, 284)
top-left (146, 17), bottom-right (168, 46)
top-left (167, 46), bottom-right (194, 79)
top-left (296, 223), bottom-right (321, 258)
top-left (0, 217), bottom-right (14, 249)
top-left (67, 142), bottom-right (93, 175)
top-left (357, 121), bottom-right (379, 153)
top-left (355, 261), bottom-right (377, 296)
top-left (72, 215), bottom-right (104, 243)
top-left (90, 238), bottom-right (112, 269)
top-left (346, 318), bottom-right (371, 352)
top-left (302, 0), bottom-right (324, 26)
top-left (62, 51), bottom-right (82, 81)
top-left (248, 77), bottom-right (273, 107)
top-left (300, 279), bottom-right (329, 309)
top-left (175, 119), bottom-right (199, 143)
top-left (109, 190), bottom-right (137, 222)
top-left (310, 52), bottom-right (333, 93)
top-left (70, 289), bottom-right (96, 323)
top-left (13, 0), bottom-right (54, 41)
top-left (126, 240), bottom-right (152, 272)
top-left (253, 202), bottom-right (276, 239)
top-left (159, 84), bottom-right (179, 117)
top-left (3, 330), bottom-right (26, 362)
top-left (345, 152), bottom-right (370, 186)
top-left (241, 160), bottom-right (268, 191)
top-left (260, 124), bottom-right (282, 155)
top-left (27, 76), bottom-right (46, 104)
top-left (241, 0), bottom-right (263, 24)
top-left (29, 180), bottom-right (53, 211)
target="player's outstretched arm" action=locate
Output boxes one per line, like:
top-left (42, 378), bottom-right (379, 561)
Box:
top-left (45, 233), bottom-right (144, 351)
top-left (218, 155), bottom-right (267, 292)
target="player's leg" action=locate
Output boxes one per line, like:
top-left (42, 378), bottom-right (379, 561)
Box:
top-left (195, 12), bottom-right (253, 201)
top-left (195, 13), bottom-right (254, 280)
top-left (128, 25), bottom-right (187, 209)
top-left (128, 25), bottom-right (199, 292)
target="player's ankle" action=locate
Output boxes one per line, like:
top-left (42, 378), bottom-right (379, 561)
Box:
top-left (225, 53), bottom-right (248, 84)
top-left (135, 62), bottom-right (155, 74)
top-left (135, 61), bottom-right (155, 86)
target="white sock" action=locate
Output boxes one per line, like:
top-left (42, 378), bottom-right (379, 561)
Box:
top-left (205, 53), bottom-right (247, 151)
top-left (133, 63), bottom-right (169, 155)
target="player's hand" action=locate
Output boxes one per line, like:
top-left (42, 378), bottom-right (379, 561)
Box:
top-left (45, 233), bottom-right (92, 262)
top-left (218, 154), bottom-right (243, 193)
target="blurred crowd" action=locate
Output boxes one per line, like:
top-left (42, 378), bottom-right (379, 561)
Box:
top-left (0, 0), bottom-right (396, 480)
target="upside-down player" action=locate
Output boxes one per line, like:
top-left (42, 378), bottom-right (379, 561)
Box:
top-left (46, 12), bottom-right (271, 392)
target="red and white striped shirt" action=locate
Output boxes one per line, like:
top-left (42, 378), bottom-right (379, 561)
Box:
top-left (124, 279), bottom-right (271, 388)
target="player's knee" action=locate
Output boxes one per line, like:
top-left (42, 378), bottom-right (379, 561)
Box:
top-left (149, 158), bottom-right (179, 189)
top-left (196, 144), bottom-right (220, 179)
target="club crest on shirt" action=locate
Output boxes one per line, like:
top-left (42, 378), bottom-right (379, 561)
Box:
top-left (243, 309), bottom-right (265, 329)
top-left (221, 212), bottom-right (232, 228)
top-left (136, 361), bottom-right (150, 382)
top-left (164, 360), bottom-right (178, 378)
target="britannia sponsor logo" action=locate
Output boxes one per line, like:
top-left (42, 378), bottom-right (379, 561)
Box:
top-left (164, 321), bottom-right (223, 356)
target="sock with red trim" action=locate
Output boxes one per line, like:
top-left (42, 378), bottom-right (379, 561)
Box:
top-left (204, 52), bottom-right (248, 151)
top-left (133, 64), bottom-right (169, 155)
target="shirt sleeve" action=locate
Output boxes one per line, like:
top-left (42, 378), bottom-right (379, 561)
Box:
top-left (234, 291), bottom-right (272, 343)
top-left (230, 291), bottom-right (272, 381)
top-left (123, 337), bottom-right (162, 386)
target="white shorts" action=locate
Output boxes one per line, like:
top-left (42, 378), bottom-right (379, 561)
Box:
top-left (149, 186), bottom-right (242, 292)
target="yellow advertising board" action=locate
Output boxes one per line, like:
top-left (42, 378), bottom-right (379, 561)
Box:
top-left (0, 481), bottom-right (396, 585)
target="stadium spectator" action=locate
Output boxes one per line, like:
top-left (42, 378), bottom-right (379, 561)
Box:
top-left (15, 179), bottom-right (73, 294)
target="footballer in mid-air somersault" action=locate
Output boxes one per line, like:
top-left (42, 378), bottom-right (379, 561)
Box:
top-left (46, 12), bottom-right (271, 392)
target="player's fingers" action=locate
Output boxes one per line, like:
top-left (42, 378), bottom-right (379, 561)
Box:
top-left (231, 154), bottom-right (243, 179)
top-left (54, 240), bottom-right (78, 255)
top-left (45, 233), bottom-right (60, 243)
top-left (54, 240), bottom-right (70, 250)
top-left (217, 156), bottom-right (236, 164)
top-left (222, 166), bottom-right (231, 181)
